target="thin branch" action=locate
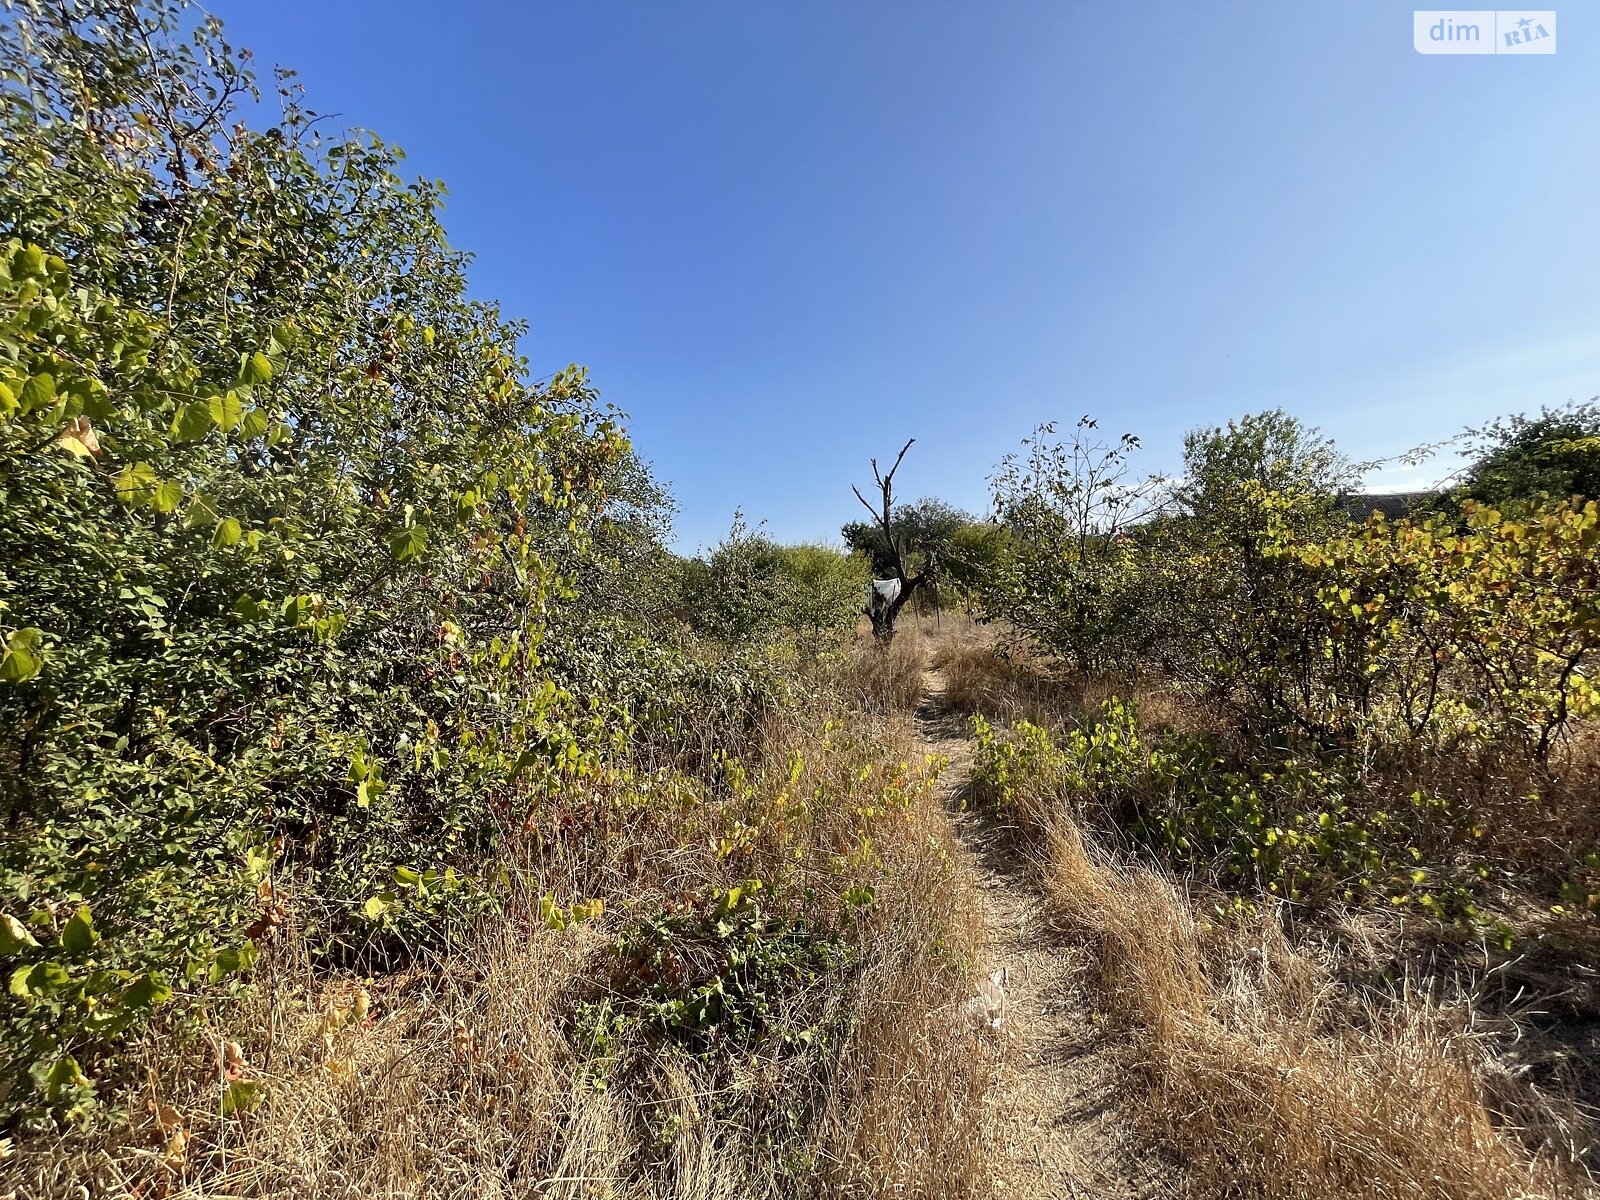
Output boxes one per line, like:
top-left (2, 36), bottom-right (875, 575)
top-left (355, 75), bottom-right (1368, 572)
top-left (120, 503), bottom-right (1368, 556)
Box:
top-left (884, 438), bottom-right (915, 485)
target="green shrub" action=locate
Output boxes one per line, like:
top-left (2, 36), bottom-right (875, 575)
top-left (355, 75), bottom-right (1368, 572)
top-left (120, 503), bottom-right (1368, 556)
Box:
top-left (678, 519), bottom-right (867, 651)
top-left (972, 703), bottom-right (1483, 919)
top-left (978, 419), bottom-right (1169, 672)
top-left (576, 881), bottom-right (850, 1060)
top-left (0, 0), bottom-right (634, 1125)
top-left (1272, 497), bottom-right (1600, 756)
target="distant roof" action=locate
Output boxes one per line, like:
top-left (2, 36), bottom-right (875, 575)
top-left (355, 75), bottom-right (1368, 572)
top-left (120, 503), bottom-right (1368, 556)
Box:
top-left (1338, 491), bottom-right (1437, 521)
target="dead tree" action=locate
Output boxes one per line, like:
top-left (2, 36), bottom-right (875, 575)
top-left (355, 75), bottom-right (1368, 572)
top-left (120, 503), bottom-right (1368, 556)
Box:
top-left (853, 438), bottom-right (932, 643)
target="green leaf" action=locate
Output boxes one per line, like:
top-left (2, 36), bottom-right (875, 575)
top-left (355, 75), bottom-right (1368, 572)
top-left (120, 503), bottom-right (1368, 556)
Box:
top-left (43, 1055), bottom-right (88, 1102)
top-left (18, 243), bottom-right (45, 279)
top-left (393, 865), bottom-right (421, 886)
top-left (10, 963), bottom-right (35, 997)
top-left (388, 525), bottom-right (427, 564)
top-left (212, 517), bottom-right (242, 548)
top-left (239, 351), bottom-right (273, 387)
top-left (207, 390), bottom-right (244, 432)
top-left (112, 462), bottom-right (159, 507)
top-left (232, 594), bottom-right (270, 621)
top-left (60, 905), bottom-right (97, 954)
top-left (0, 627), bottom-right (44, 683)
top-left (19, 372), bottom-right (55, 414)
top-left (173, 400), bottom-right (215, 441)
top-left (207, 942), bottom-right (258, 983)
top-left (362, 895), bottom-right (391, 920)
top-left (221, 1078), bottom-right (267, 1116)
top-left (0, 913), bottom-right (41, 954)
top-left (122, 971), bottom-right (173, 1010)
top-left (150, 478), bottom-right (185, 513)
top-left (238, 406), bottom-right (271, 440)
top-left (185, 493), bottom-right (220, 528)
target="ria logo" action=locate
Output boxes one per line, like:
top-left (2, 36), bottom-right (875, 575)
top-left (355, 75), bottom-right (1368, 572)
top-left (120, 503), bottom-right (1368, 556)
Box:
top-left (1413, 10), bottom-right (1556, 54)
top-left (1501, 13), bottom-right (1553, 47)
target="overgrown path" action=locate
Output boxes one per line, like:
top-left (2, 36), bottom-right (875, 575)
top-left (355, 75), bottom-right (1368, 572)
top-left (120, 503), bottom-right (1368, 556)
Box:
top-left (916, 666), bottom-right (1178, 1200)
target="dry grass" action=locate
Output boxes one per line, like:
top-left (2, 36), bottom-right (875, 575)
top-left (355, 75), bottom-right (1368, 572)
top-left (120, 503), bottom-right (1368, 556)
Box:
top-left (3, 697), bottom-right (991, 1200)
top-left (1042, 817), bottom-right (1586, 1200)
top-left (925, 618), bottom-right (1067, 727)
top-left (920, 614), bottom-right (1198, 737)
top-left (814, 789), bottom-right (991, 1197)
top-left (845, 621), bottom-right (927, 714)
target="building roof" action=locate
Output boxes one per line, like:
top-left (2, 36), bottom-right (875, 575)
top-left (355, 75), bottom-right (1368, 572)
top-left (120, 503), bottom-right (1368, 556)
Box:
top-left (1338, 491), bottom-right (1437, 521)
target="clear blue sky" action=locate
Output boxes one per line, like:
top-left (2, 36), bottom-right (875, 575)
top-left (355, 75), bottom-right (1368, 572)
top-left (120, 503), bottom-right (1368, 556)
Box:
top-left (209, 2), bottom-right (1600, 552)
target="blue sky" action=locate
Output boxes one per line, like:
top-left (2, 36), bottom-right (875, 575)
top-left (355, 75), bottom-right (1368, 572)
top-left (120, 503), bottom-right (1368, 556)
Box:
top-left (210, 2), bottom-right (1600, 552)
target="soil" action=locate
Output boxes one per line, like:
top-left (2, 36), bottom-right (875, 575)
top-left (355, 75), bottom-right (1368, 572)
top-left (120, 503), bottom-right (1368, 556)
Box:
top-left (916, 666), bottom-right (1183, 1200)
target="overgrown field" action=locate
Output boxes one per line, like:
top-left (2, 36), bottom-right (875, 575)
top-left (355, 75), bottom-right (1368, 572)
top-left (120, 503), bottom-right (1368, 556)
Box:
top-left (3, 3), bottom-right (1600, 1199)
top-left (947, 410), bottom-right (1600, 1197)
top-left (0, 4), bottom-right (988, 1195)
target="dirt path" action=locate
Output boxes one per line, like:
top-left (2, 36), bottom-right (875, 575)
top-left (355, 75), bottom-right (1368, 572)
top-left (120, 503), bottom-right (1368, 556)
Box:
top-left (917, 667), bottom-right (1179, 1200)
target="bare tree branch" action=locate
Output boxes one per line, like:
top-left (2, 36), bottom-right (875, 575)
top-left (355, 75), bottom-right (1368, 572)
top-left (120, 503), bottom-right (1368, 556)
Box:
top-left (853, 438), bottom-right (929, 641)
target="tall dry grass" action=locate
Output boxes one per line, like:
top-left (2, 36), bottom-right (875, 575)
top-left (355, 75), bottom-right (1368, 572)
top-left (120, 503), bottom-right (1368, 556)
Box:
top-left (4, 691), bottom-right (991, 1199)
top-left (845, 621), bottom-right (927, 714)
top-left (1042, 817), bottom-right (1586, 1200)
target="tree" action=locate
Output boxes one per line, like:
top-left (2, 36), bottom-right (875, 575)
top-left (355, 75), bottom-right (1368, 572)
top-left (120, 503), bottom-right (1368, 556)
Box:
top-left (841, 496), bottom-right (972, 577)
top-left (675, 516), bottom-right (866, 649)
top-left (0, 0), bottom-right (629, 1121)
top-left (1176, 408), bottom-right (1355, 521)
top-left (1162, 411), bottom-right (1357, 724)
top-left (940, 520), bottom-right (1009, 601)
top-left (979, 418), bottom-right (1167, 671)
top-left (851, 439), bottom-right (932, 642)
top-left (1455, 401), bottom-right (1600, 507)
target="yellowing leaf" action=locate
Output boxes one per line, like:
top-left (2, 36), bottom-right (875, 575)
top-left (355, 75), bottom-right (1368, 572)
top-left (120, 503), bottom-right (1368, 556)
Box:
top-left (207, 391), bottom-right (244, 432)
top-left (0, 628), bottom-right (44, 684)
top-left (326, 1056), bottom-right (356, 1081)
top-left (0, 913), bottom-right (40, 953)
top-left (150, 478), bottom-right (185, 514)
top-left (240, 351), bottom-right (273, 385)
top-left (54, 414), bottom-right (100, 457)
top-left (113, 461), bottom-right (159, 507)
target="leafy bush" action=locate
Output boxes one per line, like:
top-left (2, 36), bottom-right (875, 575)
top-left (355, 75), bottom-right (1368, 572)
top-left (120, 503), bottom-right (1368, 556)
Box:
top-left (971, 703), bottom-right (1483, 918)
top-left (1273, 497), bottom-right (1600, 756)
top-left (979, 418), bottom-right (1168, 672)
top-left (678, 518), bottom-right (867, 650)
top-left (576, 881), bottom-right (850, 1060)
top-left (0, 0), bottom-right (635, 1124)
